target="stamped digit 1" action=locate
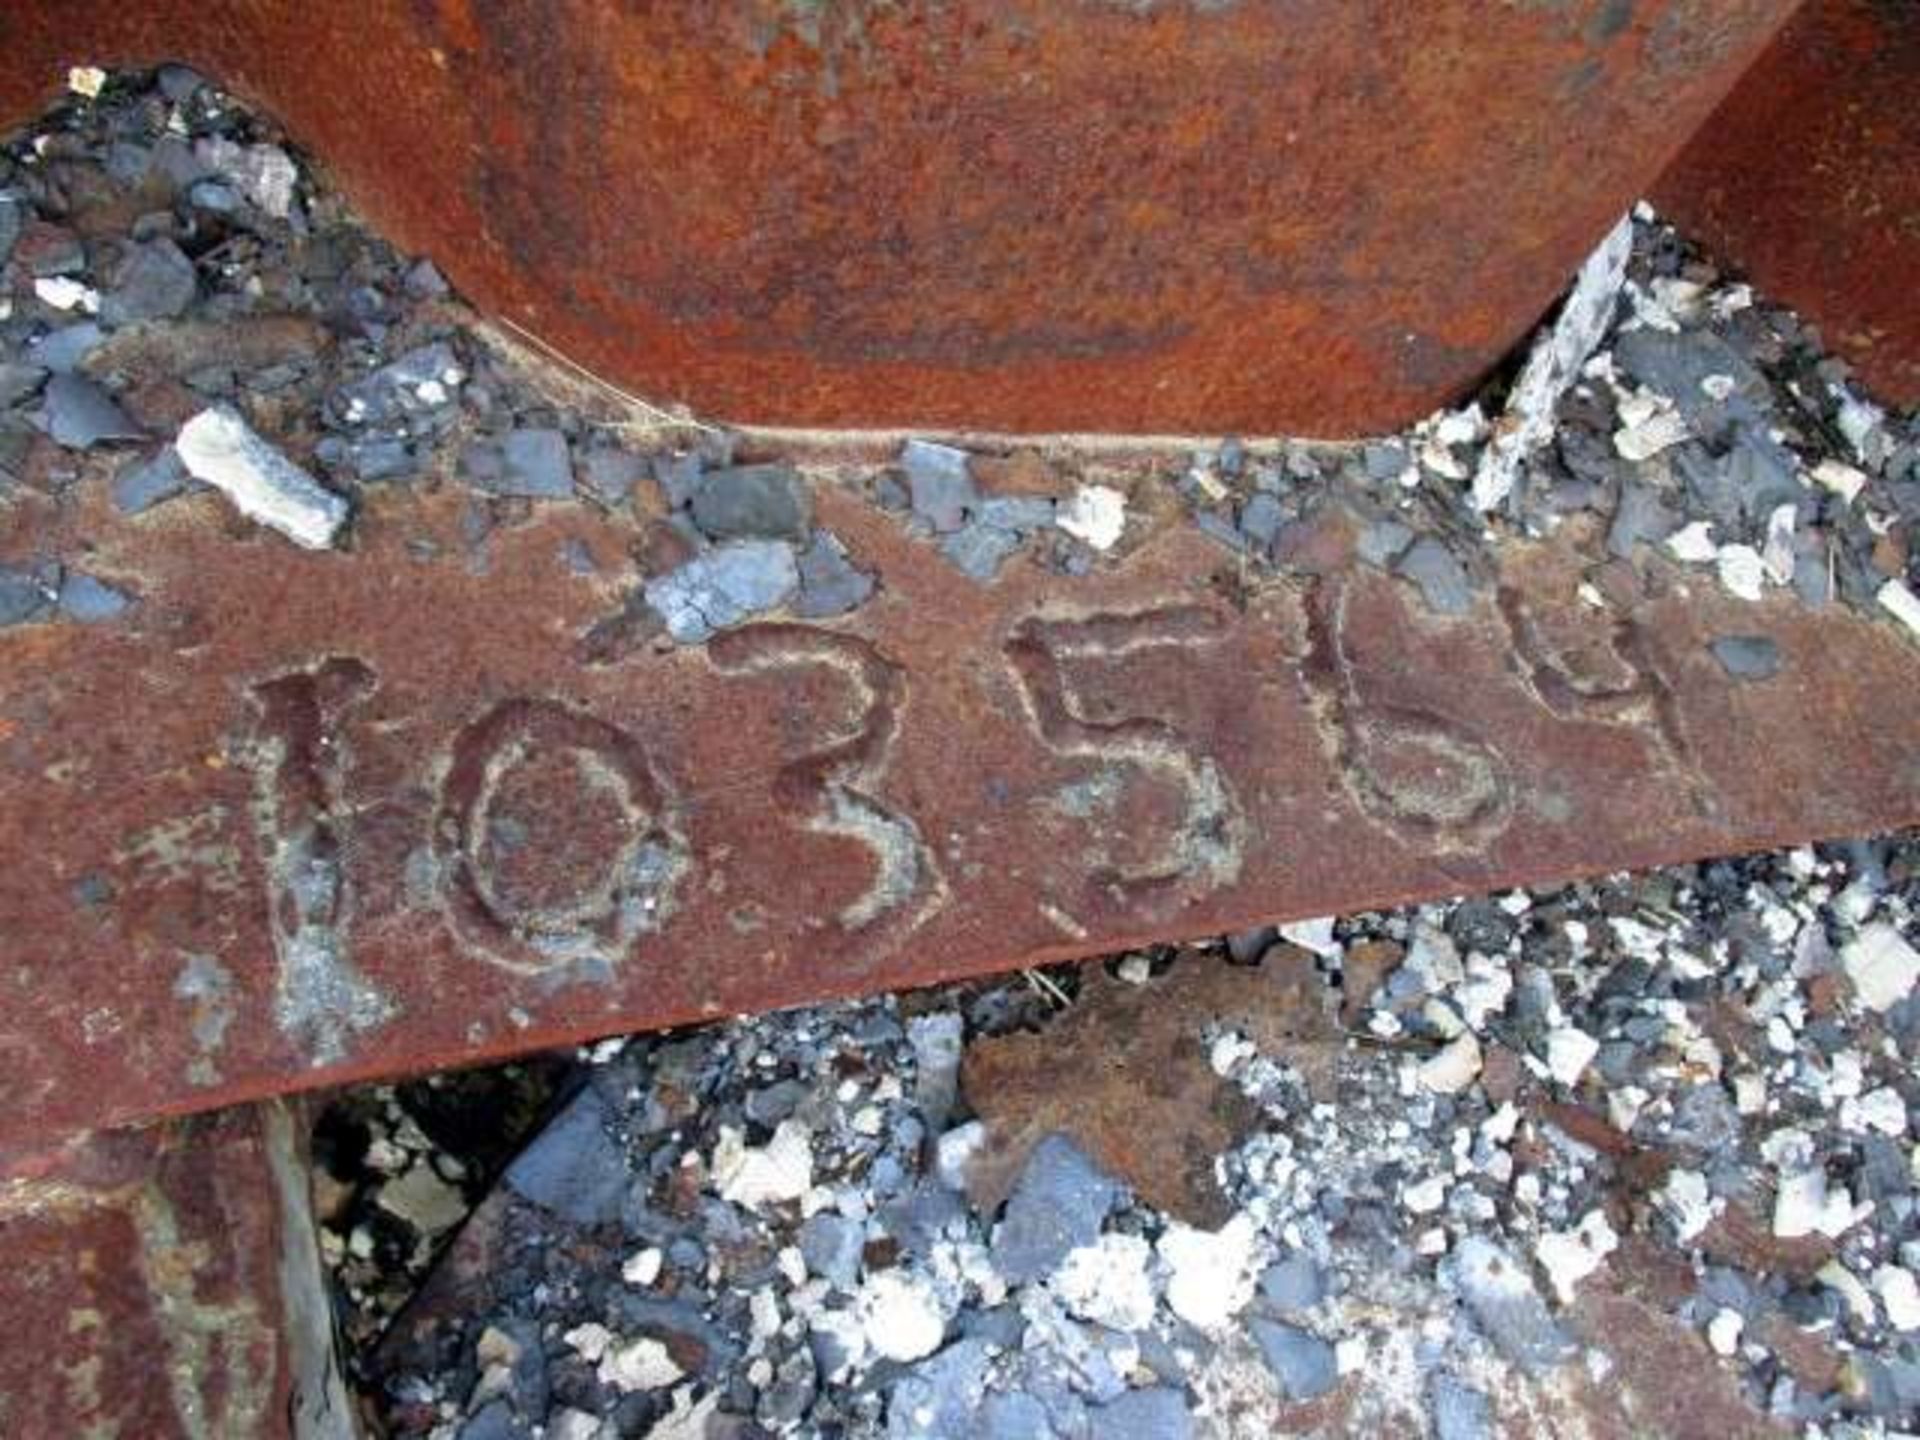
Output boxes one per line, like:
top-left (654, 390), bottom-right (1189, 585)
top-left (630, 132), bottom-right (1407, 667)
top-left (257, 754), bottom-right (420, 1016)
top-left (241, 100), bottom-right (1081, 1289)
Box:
top-left (244, 658), bottom-right (393, 1065)
top-left (707, 624), bottom-right (946, 948)
top-left (433, 699), bottom-right (689, 976)
top-left (1005, 607), bottom-right (1245, 906)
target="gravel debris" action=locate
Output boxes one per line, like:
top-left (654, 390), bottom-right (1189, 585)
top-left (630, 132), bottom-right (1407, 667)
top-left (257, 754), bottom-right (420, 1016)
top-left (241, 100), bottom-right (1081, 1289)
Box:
top-left (176, 404), bottom-right (349, 548)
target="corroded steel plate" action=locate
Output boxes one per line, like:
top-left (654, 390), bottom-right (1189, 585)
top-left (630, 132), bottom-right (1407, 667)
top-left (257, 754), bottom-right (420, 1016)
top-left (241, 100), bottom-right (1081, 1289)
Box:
top-left (0, 1101), bottom-right (344, 1439)
top-left (6, 485), bottom-right (1920, 1153)
top-left (0, 0), bottom-right (1797, 434)
top-left (1655, 0), bottom-right (1920, 407)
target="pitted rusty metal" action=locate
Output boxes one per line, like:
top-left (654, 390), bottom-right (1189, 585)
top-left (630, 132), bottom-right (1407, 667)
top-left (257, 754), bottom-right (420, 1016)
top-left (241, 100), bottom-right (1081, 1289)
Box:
top-left (0, 0), bottom-right (1797, 434)
top-left (1655, 0), bottom-right (1920, 408)
top-left (0, 1101), bottom-right (349, 1439)
top-left (6, 478), bottom-right (1920, 1153)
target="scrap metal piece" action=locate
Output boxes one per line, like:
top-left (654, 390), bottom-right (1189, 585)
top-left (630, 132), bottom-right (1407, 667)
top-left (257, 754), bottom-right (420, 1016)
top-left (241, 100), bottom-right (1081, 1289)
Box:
top-left (0, 1101), bottom-right (352, 1439)
top-left (1655, 0), bottom-right (1920, 407)
top-left (0, 0), bottom-right (1797, 434)
top-left (6, 484), bottom-right (1920, 1153)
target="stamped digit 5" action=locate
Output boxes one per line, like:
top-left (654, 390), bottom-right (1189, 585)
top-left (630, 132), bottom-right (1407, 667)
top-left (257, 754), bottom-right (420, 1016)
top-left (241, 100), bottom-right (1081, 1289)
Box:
top-left (707, 624), bottom-right (946, 948)
top-left (1005, 607), bottom-right (1245, 905)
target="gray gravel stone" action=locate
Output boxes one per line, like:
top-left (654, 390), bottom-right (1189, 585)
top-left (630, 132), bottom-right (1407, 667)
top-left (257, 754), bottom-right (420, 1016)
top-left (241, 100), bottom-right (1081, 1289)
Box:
top-left (644, 540), bottom-right (799, 644)
top-left (0, 564), bottom-right (57, 628)
top-left (1356, 517), bottom-right (1414, 569)
top-left (112, 447), bottom-right (193, 514)
top-left (577, 448), bottom-right (645, 508)
top-left (798, 1213), bottom-right (864, 1291)
top-left (793, 530), bottom-right (875, 618)
top-left (690, 462), bottom-right (811, 542)
top-left (0, 362), bottom-right (47, 409)
top-left (495, 429), bottom-right (573, 498)
top-left (29, 321), bottom-right (103, 374)
top-left (991, 1134), bottom-right (1123, 1284)
top-left (903, 440), bottom-right (976, 533)
top-left (1258, 1252), bottom-right (1326, 1314)
top-left (1249, 1319), bottom-right (1338, 1401)
top-left (1395, 536), bottom-right (1473, 615)
top-left (887, 1337), bottom-right (994, 1439)
top-left (1709, 634), bottom-right (1781, 682)
top-left (941, 521), bottom-right (1022, 582)
top-left (1239, 491), bottom-right (1286, 549)
top-left (1614, 328), bottom-right (1767, 423)
top-left (1450, 1236), bottom-right (1574, 1373)
top-left (57, 572), bottom-right (131, 623)
top-left (1094, 1386), bottom-right (1194, 1440)
top-left (975, 496), bottom-right (1055, 534)
top-left (44, 374), bottom-right (142, 448)
top-left (503, 1087), bottom-right (628, 1227)
top-left (332, 342), bottom-right (462, 429)
top-left (1429, 1373), bottom-right (1493, 1440)
top-left (0, 192), bottom-right (20, 265)
top-left (101, 238), bottom-right (197, 326)
top-left (1607, 479), bottom-right (1681, 559)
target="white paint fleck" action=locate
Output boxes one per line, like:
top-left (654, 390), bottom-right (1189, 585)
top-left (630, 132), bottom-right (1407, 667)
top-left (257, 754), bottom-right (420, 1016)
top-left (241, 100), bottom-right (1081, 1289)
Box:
top-left (856, 1271), bottom-right (946, 1362)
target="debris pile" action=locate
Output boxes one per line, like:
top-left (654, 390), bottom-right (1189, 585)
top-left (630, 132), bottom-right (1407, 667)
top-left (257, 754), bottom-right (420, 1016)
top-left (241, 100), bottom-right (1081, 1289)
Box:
top-left (327, 834), bottom-right (1920, 1437)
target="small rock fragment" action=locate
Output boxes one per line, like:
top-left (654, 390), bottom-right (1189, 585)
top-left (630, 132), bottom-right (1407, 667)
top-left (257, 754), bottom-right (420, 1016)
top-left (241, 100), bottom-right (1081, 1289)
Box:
top-left (1057, 484), bottom-right (1127, 552)
top-left (991, 1134), bottom-right (1122, 1284)
top-left (101, 238), bottom-right (197, 326)
top-left (1395, 537), bottom-right (1473, 615)
top-left (689, 462), bottom-right (810, 542)
top-left (1054, 1233), bottom-right (1157, 1333)
top-left (1420, 1032), bottom-right (1482, 1095)
top-left (940, 520), bottom-right (1022, 581)
top-left (1876, 579), bottom-right (1920, 642)
top-left (1094, 1386), bottom-right (1193, 1440)
top-left (176, 405), bottom-right (348, 548)
top-left (1708, 635), bottom-right (1780, 681)
top-left (56, 572), bottom-right (131, 623)
top-left (44, 374), bottom-right (142, 449)
top-left (713, 1120), bottom-right (813, 1211)
top-left (503, 1087), bottom-right (629, 1227)
top-left (902, 440), bottom-right (976, 532)
top-left (644, 540), bottom-right (799, 643)
top-left (793, 530), bottom-right (875, 618)
top-left (1543, 1026), bottom-right (1598, 1087)
top-left (1533, 1209), bottom-right (1617, 1303)
top-left (0, 564), bottom-right (57, 628)
top-left (1249, 1319), bottom-right (1338, 1402)
top-left (112, 447), bottom-right (193, 514)
top-left (1451, 1236), bottom-right (1575, 1372)
top-left (491, 429), bottom-right (573, 499)
top-left (194, 138), bottom-right (299, 216)
top-left (1258, 1252), bottom-right (1326, 1314)
top-left (1841, 923), bottom-right (1920, 1012)
top-left (857, 1270), bottom-right (946, 1362)
top-left (1158, 1215), bottom-right (1261, 1332)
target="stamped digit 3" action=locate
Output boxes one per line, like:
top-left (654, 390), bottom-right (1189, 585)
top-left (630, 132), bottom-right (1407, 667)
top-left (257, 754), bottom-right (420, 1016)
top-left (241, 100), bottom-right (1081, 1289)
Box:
top-left (707, 624), bottom-right (947, 948)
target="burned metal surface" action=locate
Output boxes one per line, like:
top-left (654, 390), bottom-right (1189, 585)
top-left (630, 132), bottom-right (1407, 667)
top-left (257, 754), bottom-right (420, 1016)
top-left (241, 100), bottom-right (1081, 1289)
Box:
top-left (1654, 0), bottom-right (1920, 410)
top-left (7, 482), bottom-right (1920, 1154)
top-left (0, 0), bottom-right (1798, 434)
top-left (0, 1100), bottom-right (351, 1439)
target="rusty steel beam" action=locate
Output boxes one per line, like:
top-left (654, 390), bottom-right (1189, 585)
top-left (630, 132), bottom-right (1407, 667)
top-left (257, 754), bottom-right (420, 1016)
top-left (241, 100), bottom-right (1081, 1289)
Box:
top-left (1655, 0), bottom-right (1920, 409)
top-left (0, 1100), bottom-right (352, 1439)
top-left (0, 0), bottom-right (1799, 435)
top-left (7, 487), bottom-right (1920, 1155)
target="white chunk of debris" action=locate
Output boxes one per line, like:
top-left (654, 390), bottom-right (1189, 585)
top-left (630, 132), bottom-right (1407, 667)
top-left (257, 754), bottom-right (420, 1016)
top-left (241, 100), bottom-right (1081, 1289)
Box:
top-left (1614, 405), bottom-right (1690, 462)
top-left (1054, 1233), bottom-right (1158, 1333)
top-left (600, 1336), bottom-right (685, 1392)
top-left (1820, 1260), bottom-right (1878, 1327)
top-left (622, 1248), bottom-right (664, 1287)
top-left (1841, 923), bottom-right (1920, 1012)
top-left (1877, 580), bottom-right (1920, 643)
top-left (1763, 504), bottom-right (1798, 585)
top-left (1874, 1265), bottom-right (1920, 1331)
top-left (1812, 458), bottom-right (1868, 506)
top-left (1419, 1032), bottom-right (1482, 1096)
top-left (1544, 1026), bottom-right (1599, 1088)
top-left (1715, 545), bottom-right (1767, 602)
top-left (856, 1271), bottom-right (946, 1362)
top-left (712, 1120), bottom-right (814, 1210)
top-left (1402, 1175), bottom-right (1448, 1215)
top-left (563, 1323), bottom-right (616, 1362)
top-left (1774, 1166), bottom-right (1871, 1240)
top-left (1056, 484), bottom-right (1127, 551)
top-left (1158, 1215), bottom-right (1262, 1331)
top-left (1841, 1086), bottom-right (1909, 1137)
top-left (1279, 916), bottom-right (1339, 957)
top-left (1706, 1307), bottom-right (1744, 1357)
top-left (1535, 1209), bottom-right (1618, 1303)
top-left (1666, 521), bottom-right (1717, 564)
top-left (67, 66), bottom-right (108, 98)
top-left (34, 276), bottom-right (99, 314)
top-left (1655, 1167), bottom-right (1720, 1243)
top-left (175, 405), bottom-right (349, 549)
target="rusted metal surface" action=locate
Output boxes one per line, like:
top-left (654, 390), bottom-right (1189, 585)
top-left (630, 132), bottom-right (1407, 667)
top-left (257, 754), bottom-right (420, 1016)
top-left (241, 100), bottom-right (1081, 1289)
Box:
top-left (1654, 0), bottom-right (1920, 408)
top-left (7, 482), bottom-right (1920, 1155)
top-left (0, 1100), bottom-right (351, 1439)
top-left (0, 1), bottom-right (1798, 435)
